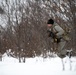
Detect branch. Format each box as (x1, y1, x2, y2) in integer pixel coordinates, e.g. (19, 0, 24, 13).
(0, 7, 5, 14)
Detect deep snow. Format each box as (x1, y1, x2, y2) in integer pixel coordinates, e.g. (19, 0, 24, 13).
(0, 53, 76, 75)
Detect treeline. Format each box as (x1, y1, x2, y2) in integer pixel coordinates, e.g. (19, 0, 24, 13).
(0, 0, 76, 60)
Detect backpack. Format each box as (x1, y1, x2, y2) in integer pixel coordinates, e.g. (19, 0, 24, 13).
(61, 25, 71, 41)
(54, 23, 71, 41)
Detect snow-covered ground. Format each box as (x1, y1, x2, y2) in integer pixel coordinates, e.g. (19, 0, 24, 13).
(0, 53, 76, 75)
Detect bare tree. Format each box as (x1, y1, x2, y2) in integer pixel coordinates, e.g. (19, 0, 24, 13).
(0, 0, 76, 60)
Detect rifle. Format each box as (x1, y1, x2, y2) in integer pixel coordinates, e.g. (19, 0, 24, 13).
(47, 30, 61, 43)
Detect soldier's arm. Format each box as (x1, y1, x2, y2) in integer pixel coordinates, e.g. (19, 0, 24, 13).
(54, 26, 64, 38)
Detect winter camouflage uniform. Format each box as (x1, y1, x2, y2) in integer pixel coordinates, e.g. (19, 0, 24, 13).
(48, 23, 68, 56)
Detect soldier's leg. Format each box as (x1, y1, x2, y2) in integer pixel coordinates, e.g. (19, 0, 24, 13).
(58, 40, 66, 55)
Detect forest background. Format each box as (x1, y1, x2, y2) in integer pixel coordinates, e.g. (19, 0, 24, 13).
(0, 0, 76, 62)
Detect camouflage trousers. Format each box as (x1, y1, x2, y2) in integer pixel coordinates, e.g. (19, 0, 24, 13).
(57, 39, 66, 55)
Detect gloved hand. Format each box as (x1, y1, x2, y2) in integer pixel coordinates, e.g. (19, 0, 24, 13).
(47, 30, 56, 38)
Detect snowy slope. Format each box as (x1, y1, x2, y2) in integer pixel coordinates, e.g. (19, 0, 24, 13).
(0, 53, 76, 75)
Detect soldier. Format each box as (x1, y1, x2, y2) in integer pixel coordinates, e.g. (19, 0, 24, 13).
(47, 18, 70, 57)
